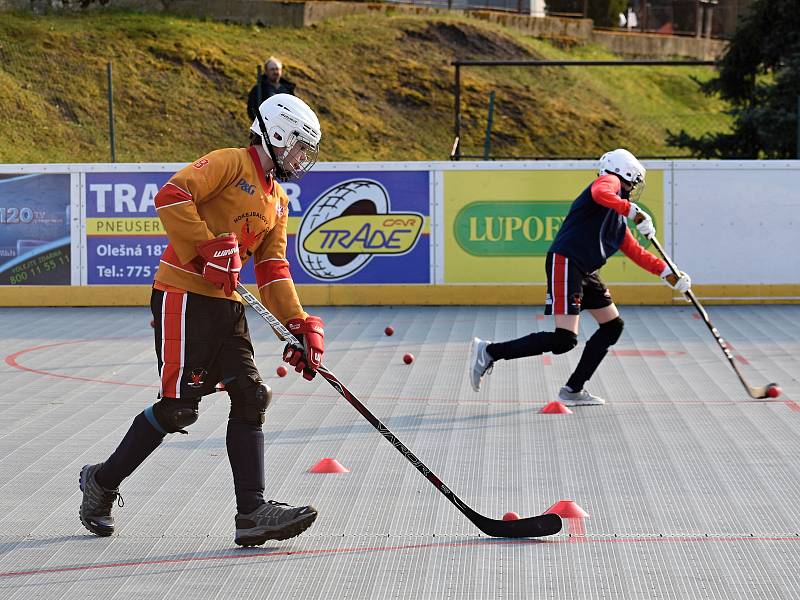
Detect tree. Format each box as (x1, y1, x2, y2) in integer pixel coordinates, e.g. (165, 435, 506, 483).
(667, 0, 800, 158)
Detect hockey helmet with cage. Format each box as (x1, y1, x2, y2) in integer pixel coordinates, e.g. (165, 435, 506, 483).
(598, 148, 646, 186)
(250, 94, 321, 182)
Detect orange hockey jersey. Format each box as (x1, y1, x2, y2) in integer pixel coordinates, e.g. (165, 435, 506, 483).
(153, 146, 306, 325)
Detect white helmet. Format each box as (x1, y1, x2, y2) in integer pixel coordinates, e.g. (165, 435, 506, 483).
(250, 94, 321, 182)
(598, 148, 646, 186)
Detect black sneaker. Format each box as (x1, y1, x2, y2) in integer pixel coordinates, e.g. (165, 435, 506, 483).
(234, 500, 317, 546)
(79, 463, 123, 537)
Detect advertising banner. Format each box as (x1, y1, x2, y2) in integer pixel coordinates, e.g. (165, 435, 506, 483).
(85, 172, 170, 285)
(286, 171, 430, 284)
(443, 169, 664, 284)
(85, 169, 431, 286)
(0, 173, 72, 285)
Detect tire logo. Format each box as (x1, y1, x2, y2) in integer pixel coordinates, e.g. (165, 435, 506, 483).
(297, 179, 423, 281)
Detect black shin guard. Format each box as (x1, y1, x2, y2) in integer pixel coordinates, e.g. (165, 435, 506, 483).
(227, 380, 271, 514)
(565, 317, 624, 392)
(487, 328, 577, 361)
(96, 411, 166, 490)
(226, 418, 265, 514)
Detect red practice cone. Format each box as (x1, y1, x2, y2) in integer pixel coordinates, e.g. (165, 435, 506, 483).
(545, 499, 590, 518)
(309, 458, 350, 473)
(540, 401, 573, 415)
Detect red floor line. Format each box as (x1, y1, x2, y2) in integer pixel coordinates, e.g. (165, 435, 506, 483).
(4, 340, 156, 389)
(783, 399, 800, 412)
(4, 342, 786, 407)
(2, 534, 799, 578)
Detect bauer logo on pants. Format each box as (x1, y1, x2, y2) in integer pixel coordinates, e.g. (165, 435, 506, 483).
(296, 179, 424, 281)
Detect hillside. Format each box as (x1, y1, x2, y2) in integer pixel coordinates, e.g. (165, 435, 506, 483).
(0, 10, 730, 163)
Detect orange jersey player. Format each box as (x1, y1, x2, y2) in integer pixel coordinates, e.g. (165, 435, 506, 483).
(79, 94, 325, 547)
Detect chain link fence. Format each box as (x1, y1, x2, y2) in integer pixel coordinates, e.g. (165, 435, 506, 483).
(1, 28, 733, 163)
(452, 60, 733, 160)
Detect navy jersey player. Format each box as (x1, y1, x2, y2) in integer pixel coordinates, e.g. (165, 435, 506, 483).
(469, 149, 691, 405)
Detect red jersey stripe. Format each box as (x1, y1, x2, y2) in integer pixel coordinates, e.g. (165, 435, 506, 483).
(160, 291, 187, 398)
(155, 182, 193, 210)
(160, 245, 203, 276)
(255, 258, 291, 289)
(247, 146, 274, 195)
(553, 253, 567, 315)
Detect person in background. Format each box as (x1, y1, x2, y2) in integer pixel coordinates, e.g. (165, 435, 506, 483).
(247, 57, 296, 121)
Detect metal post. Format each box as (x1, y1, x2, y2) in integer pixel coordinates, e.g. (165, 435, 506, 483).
(256, 64, 263, 108)
(106, 61, 116, 163)
(454, 63, 461, 161)
(695, 0, 702, 38)
(797, 96, 800, 159)
(483, 91, 496, 161)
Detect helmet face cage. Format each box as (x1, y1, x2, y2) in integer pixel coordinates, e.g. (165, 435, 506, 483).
(273, 132, 319, 182)
(254, 104, 320, 183)
(629, 180, 645, 202)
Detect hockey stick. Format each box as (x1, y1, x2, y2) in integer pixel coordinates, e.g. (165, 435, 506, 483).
(236, 283, 562, 538)
(647, 236, 780, 400)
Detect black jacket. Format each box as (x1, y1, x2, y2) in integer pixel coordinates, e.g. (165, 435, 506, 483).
(247, 78, 297, 121)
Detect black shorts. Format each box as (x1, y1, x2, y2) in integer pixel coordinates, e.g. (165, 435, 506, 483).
(544, 252, 613, 315)
(151, 288, 261, 399)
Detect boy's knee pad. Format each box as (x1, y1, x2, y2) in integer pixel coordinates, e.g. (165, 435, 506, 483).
(551, 328, 578, 355)
(229, 380, 272, 426)
(147, 397, 201, 434)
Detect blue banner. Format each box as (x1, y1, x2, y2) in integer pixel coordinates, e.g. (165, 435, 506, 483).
(0, 173, 71, 285)
(287, 171, 430, 284)
(85, 169, 431, 285)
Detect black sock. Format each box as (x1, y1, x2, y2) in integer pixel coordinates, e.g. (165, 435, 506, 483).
(565, 327, 615, 392)
(487, 332, 554, 360)
(96, 411, 166, 489)
(226, 417, 265, 515)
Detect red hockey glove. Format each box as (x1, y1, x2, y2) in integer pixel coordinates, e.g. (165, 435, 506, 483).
(283, 315, 325, 381)
(196, 233, 242, 297)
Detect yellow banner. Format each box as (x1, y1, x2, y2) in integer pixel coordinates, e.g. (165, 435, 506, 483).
(302, 214, 423, 254)
(86, 218, 166, 236)
(443, 169, 664, 284)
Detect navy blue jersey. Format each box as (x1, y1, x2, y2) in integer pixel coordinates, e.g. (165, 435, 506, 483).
(549, 174, 632, 274)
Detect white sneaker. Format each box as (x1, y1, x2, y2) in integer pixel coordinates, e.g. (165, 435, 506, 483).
(469, 337, 494, 392)
(558, 386, 606, 406)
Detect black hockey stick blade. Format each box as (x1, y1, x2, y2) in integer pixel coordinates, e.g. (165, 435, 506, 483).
(236, 284, 563, 538)
(647, 237, 780, 400)
(468, 511, 562, 538)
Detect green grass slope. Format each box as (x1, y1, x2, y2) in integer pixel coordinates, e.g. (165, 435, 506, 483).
(0, 10, 730, 163)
